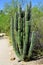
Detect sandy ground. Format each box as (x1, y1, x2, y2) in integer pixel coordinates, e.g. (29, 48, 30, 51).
(0, 36, 43, 65)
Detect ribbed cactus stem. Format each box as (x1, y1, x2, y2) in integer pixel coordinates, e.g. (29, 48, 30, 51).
(14, 12, 20, 54)
(14, 12, 18, 44)
(18, 5, 23, 55)
(23, 21, 29, 58)
(11, 16, 16, 50)
(23, 17, 25, 44)
(11, 16, 21, 58)
(25, 4, 31, 21)
(15, 12, 18, 31)
(23, 4, 31, 59)
(28, 31, 35, 59)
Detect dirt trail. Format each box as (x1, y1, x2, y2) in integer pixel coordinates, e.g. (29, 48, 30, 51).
(0, 37, 12, 65)
(0, 36, 43, 65)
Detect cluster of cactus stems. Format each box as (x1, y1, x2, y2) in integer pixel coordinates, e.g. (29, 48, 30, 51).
(11, 2, 35, 61)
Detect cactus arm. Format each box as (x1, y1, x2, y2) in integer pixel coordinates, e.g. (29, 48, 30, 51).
(10, 16, 16, 49)
(28, 31, 35, 59)
(18, 5, 23, 55)
(14, 12, 20, 54)
(11, 16, 22, 59)
(23, 4, 31, 60)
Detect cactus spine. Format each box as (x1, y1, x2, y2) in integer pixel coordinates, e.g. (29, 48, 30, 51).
(11, 2, 35, 61)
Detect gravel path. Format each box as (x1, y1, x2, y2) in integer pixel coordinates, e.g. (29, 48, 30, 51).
(0, 36, 43, 65)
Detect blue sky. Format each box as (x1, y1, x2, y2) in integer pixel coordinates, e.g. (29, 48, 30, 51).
(0, 0, 43, 10)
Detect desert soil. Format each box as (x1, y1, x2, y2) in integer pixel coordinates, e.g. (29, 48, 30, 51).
(0, 36, 43, 65)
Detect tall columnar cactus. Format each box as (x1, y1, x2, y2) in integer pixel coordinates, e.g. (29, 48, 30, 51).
(11, 2, 35, 61)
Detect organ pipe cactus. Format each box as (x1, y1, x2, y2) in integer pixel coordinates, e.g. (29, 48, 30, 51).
(11, 2, 35, 61)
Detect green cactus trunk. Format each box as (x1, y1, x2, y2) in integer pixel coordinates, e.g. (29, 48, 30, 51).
(14, 13, 20, 55)
(23, 4, 31, 59)
(10, 16, 16, 51)
(18, 5, 23, 55)
(10, 2, 36, 61)
(28, 31, 35, 59)
(11, 16, 21, 59)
